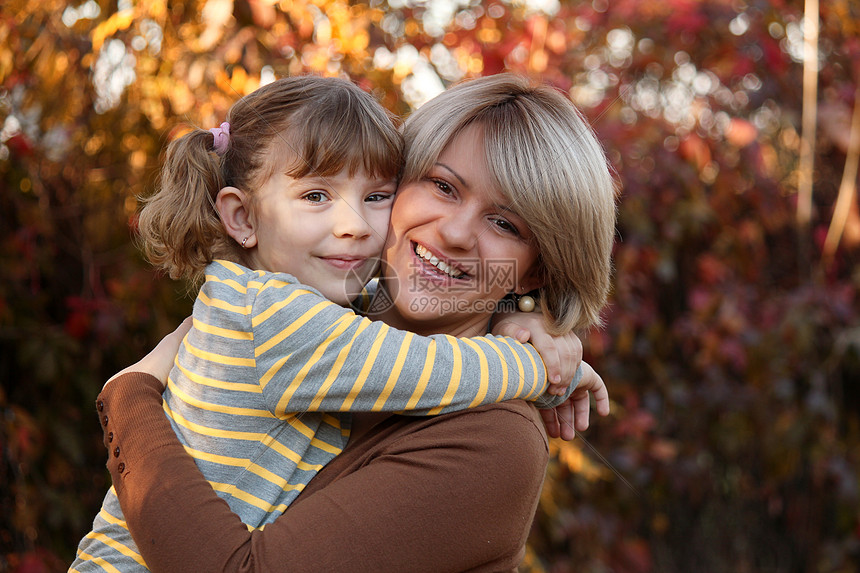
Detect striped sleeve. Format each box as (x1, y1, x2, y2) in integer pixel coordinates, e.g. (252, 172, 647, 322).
(205, 265, 570, 417)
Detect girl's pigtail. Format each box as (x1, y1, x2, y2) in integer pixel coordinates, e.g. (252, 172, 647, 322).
(137, 129, 231, 286)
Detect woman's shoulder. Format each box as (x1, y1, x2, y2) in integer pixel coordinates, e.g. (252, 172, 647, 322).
(436, 400, 548, 452)
(381, 401, 549, 464)
(448, 400, 546, 432)
(300, 401, 549, 513)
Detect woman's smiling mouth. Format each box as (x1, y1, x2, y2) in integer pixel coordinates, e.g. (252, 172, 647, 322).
(413, 243, 467, 279)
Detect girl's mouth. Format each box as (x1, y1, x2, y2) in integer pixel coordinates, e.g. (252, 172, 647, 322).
(319, 256, 369, 271)
(413, 243, 467, 280)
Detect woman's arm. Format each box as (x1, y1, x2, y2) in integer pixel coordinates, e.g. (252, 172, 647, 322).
(106, 317, 192, 387)
(100, 372, 548, 572)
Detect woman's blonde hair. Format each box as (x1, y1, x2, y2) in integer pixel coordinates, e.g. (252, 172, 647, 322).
(137, 75, 402, 285)
(402, 74, 618, 334)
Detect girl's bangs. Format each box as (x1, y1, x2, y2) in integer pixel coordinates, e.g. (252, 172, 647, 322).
(281, 103, 401, 180)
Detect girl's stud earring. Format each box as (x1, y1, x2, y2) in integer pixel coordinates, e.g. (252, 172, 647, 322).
(242, 237, 249, 248)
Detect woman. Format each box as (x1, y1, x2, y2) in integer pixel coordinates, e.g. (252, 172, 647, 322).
(95, 73, 617, 571)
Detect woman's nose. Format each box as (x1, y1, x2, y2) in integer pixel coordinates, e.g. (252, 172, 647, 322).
(436, 208, 478, 251)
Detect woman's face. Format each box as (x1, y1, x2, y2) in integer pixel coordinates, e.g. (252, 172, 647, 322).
(380, 123, 543, 336)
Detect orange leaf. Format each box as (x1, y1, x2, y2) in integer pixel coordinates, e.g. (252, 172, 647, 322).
(726, 118, 758, 147)
(679, 134, 711, 170)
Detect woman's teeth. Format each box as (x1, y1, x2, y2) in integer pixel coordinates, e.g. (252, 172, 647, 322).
(415, 244, 465, 279)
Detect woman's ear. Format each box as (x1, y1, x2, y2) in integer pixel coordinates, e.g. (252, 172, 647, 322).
(517, 264, 545, 295)
(215, 187, 257, 248)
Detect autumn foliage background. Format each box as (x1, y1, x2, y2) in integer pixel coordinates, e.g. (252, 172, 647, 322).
(2, 0, 859, 571)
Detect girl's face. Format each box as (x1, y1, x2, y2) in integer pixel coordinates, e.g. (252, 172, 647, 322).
(250, 167, 396, 305)
(380, 123, 542, 337)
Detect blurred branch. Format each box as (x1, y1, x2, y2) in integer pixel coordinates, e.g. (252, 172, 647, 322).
(822, 85, 860, 267)
(796, 0, 818, 242)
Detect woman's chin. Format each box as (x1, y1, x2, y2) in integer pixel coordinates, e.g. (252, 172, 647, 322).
(395, 294, 501, 337)
(395, 296, 446, 324)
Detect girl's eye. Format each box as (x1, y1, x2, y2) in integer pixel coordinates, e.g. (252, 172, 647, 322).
(366, 192, 394, 203)
(303, 191, 327, 203)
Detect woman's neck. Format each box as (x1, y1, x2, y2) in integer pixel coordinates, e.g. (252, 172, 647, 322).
(372, 286, 492, 338)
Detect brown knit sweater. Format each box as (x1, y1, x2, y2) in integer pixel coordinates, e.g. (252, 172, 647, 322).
(98, 372, 550, 572)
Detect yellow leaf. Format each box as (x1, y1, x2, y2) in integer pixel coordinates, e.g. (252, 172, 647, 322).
(144, 0, 168, 20)
(242, 74, 260, 96)
(92, 10, 135, 51)
(345, 29, 369, 54)
(168, 82, 195, 115)
(550, 439, 607, 481)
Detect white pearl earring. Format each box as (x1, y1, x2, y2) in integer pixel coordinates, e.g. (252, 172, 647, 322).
(517, 295, 536, 313)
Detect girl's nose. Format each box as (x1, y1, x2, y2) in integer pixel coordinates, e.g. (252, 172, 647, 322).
(332, 200, 373, 239)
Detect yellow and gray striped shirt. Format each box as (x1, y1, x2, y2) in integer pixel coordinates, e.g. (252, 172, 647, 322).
(72, 259, 574, 572)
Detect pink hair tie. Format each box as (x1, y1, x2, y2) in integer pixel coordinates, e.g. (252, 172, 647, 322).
(209, 122, 230, 156)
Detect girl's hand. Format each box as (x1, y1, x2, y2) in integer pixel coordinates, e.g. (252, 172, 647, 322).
(539, 361, 610, 440)
(491, 312, 582, 396)
(104, 317, 192, 390)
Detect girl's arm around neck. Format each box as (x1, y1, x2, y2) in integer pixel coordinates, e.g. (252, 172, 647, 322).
(205, 263, 570, 415)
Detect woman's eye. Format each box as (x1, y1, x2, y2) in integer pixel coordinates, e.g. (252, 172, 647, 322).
(432, 179, 454, 195)
(491, 217, 520, 236)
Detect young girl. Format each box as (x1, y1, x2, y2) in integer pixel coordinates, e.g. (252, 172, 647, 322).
(71, 76, 595, 571)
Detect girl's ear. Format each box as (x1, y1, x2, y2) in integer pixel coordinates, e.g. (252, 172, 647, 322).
(216, 187, 257, 248)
